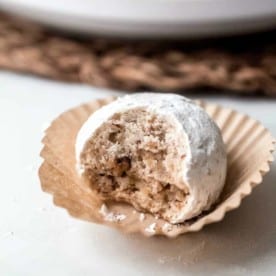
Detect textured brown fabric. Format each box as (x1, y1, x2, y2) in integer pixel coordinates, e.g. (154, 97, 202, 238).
(0, 12, 276, 95)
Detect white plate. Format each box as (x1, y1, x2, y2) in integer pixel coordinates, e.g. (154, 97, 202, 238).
(1, 0, 276, 38)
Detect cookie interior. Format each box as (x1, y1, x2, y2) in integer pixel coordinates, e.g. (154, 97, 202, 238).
(80, 108, 189, 223)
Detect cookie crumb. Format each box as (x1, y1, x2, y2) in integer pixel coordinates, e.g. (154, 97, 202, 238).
(139, 213, 145, 221)
(145, 222, 156, 234)
(99, 204, 126, 222)
(99, 203, 109, 216)
(162, 222, 173, 232)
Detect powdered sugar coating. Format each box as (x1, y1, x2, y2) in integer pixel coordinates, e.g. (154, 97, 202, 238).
(76, 93, 227, 223)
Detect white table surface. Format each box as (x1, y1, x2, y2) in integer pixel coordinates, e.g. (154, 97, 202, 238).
(1, 71, 275, 276)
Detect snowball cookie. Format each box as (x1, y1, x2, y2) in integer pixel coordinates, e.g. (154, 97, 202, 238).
(76, 93, 227, 224)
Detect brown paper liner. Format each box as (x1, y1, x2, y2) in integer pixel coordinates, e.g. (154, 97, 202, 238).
(39, 97, 275, 237)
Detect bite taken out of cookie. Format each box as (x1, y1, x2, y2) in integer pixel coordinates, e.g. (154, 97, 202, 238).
(76, 93, 227, 224)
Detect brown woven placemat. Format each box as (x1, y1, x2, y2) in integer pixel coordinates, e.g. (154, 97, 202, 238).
(0, 12, 276, 96)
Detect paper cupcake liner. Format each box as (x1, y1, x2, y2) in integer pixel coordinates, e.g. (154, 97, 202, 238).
(39, 97, 275, 237)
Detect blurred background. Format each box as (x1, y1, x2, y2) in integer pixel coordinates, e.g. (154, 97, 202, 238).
(0, 0, 276, 96)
